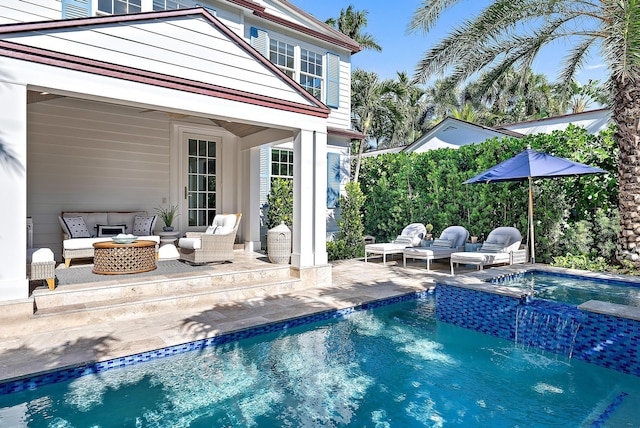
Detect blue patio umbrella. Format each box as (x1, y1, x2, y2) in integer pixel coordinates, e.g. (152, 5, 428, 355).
(464, 147, 606, 264)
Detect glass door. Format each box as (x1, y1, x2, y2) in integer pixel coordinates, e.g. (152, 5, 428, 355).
(184, 135, 219, 230)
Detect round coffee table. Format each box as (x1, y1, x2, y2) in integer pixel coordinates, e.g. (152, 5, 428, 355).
(93, 240, 157, 275)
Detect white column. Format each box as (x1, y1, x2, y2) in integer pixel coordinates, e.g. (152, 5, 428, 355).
(291, 129, 328, 267)
(0, 82, 28, 300)
(242, 146, 262, 251)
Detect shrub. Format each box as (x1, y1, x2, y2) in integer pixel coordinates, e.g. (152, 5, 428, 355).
(266, 178, 293, 230)
(328, 182, 366, 261)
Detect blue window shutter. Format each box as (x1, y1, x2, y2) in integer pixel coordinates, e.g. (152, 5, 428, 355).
(62, 0, 91, 19)
(326, 53, 340, 108)
(327, 152, 341, 208)
(250, 27, 268, 57)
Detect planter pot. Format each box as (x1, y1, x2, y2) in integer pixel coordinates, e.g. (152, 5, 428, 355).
(163, 226, 174, 232)
(267, 222, 291, 264)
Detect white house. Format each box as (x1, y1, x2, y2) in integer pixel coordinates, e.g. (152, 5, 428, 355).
(0, 0, 362, 300)
(363, 109, 612, 156)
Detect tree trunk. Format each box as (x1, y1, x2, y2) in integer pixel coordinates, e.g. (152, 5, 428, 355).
(613, 72, 640, 264)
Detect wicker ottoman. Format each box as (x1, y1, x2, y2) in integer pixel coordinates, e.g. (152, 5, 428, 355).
(27, 248, 56, 290)
(92, 240, 157, 274)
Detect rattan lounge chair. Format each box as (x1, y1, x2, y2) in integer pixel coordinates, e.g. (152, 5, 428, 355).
(364, 223, 426, 265)
(403, 226, 469, 270)
(450, 227, 527, 275)
(178, 213, 242, 264)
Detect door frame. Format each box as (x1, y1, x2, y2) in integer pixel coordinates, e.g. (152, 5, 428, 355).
(171, 123, 225, 233)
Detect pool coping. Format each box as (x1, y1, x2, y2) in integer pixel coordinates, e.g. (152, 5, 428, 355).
(0, 289, 434, 395)
(440, 264, 640, 321)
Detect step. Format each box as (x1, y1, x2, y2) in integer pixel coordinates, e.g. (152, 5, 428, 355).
(0, 275, 305, 339)
(33, 264, 292, 310)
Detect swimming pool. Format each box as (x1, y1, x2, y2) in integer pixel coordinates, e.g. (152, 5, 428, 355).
(0, 294, 638, 426)
(491, 271, 640, 306)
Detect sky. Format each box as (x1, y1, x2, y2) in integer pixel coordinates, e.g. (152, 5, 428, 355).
(290, 0, 608, 85)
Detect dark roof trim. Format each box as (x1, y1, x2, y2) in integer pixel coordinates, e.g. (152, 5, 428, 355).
(328, 127, 366, 139)
(0, 40, 329, 117)
(0, 8, 330, 117)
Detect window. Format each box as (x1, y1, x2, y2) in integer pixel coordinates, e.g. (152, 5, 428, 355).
(153, 0, 192, 10)
(271, 149, 293, 179)
(98, 0, 141, 14)
(269, 39, 295, 79)
(300, 49, 323, 98)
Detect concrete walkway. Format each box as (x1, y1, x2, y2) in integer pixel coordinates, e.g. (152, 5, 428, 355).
(0, 257, 461, 383)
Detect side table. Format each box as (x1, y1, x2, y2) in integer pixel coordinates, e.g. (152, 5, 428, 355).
(157, 231, 181, 260)
(465, 242, 483, 252)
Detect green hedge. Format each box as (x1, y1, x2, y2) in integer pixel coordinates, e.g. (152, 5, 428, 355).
(358, 125, 618, 264)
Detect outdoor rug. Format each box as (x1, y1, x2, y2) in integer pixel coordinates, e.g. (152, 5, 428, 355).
(53, 260, 214, 286)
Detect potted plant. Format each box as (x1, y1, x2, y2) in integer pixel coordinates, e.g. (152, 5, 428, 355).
(155, 205, 179, 232)
(425, 223, 434, 240)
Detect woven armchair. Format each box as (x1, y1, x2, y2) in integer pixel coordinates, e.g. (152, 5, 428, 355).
(178, 213, 242, 264)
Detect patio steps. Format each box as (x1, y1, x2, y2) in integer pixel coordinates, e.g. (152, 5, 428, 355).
(24, 265, 303, 334)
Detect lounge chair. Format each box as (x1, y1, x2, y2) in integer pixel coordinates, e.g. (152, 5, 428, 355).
(364, 223, 426, 265)
(450, 226, 527, 275)
(178, 213, 241, 264)
(403, 226, 469, 270)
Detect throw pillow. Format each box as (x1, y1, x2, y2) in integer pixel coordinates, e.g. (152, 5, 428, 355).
(97, 224, 127, 237)
(133, 215, 156, 236)
(62, 216, 91, 238)
(392, 235, 414, 246)
(205, 226, 217, 234)
(480, 242, 505, 252)
(432, 238, 453, 248)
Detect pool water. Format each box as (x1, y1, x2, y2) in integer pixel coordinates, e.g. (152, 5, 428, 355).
(1, 296, 639, 427)
(494, 272, 640, 306)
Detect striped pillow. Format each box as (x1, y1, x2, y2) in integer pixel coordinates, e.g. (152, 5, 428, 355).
(481, 242, 505, 252)
(392, 235, 414, 246)
(432, 238, 453, 248)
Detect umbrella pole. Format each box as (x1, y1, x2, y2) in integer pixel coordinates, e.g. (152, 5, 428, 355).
(529, 177, 535, 264)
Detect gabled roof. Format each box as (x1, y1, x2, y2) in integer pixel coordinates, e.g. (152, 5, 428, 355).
(0, 8, 330, 117)
(402, 117, 523, 153)
(223, 0, 360, 53)
(497, 108, 611, 135)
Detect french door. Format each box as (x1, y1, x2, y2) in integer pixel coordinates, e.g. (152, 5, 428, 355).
(183, 135, 219, 231)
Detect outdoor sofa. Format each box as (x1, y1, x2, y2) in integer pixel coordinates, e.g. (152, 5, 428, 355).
(403, 226, 469, 270)
(59, 211, 159, 267)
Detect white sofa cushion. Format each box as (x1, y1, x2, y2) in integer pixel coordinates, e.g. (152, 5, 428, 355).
(27, 248, 54, 263)
(178, 237, 201, 250)
(212, 214, 237, 235)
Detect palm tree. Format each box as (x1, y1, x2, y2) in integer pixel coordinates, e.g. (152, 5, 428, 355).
(409, 0, 640, 264)
(326, 5, 382, 52)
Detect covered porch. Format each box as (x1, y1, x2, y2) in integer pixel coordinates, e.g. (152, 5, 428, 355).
(0, 9, 331, 301)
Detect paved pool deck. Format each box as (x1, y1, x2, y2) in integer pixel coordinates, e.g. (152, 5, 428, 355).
(0, 257, 468, 383)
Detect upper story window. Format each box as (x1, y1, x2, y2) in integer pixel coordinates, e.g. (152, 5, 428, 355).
(98, 0, 141, 14)
(299, 49, 323, 99)
(271, 149, 294, 178)
(269, 40, 295, 79)
(153, 0, 192, 10)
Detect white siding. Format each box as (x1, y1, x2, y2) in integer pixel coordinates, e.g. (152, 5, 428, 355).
(0, 0, 61, 24)
(27, 98, 172, 259)
(2, 16, 315, 106)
